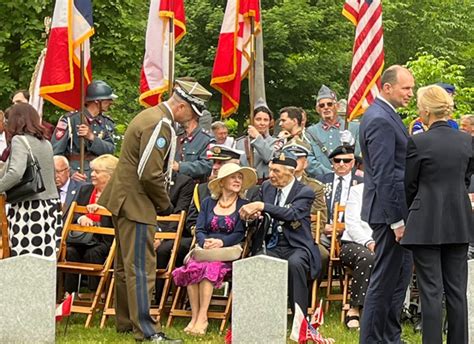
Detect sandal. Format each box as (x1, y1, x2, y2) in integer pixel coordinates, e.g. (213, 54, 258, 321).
(190, 322, 208, 336)
(345, 315, 360, 330)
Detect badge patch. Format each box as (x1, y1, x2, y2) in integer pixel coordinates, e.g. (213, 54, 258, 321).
(156, 137, 167, 149)
(57, 120, 68, 130)
(55, 129, 66, 140)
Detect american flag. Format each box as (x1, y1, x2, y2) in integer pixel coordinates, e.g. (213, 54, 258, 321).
(343, 0, 384, 120)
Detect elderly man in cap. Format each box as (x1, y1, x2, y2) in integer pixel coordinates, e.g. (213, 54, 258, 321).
(306, 85, 360, 177)
(234, 98, 277, 182)
(52, 80, 117, 181)
(316, 145, 363, 250)
(98, 79, 212, 343)
(239, 152, 321, 316)
(171, 80, 214, 183)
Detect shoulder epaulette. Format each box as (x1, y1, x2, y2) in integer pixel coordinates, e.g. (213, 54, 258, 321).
(101, 114, 115, 123)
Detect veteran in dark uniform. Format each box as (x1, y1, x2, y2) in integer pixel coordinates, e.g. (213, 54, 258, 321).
(51, 80, 117, 179)
(172, 80, 213, 183)
(98, 80, 211, 343)
(306, 85, 361, 178)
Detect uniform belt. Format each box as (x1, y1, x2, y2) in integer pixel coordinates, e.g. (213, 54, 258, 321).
(66, 153, 98, 161)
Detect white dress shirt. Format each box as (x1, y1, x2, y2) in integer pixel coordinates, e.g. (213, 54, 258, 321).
(59, 178, 71, 205)
(276, 177, 296, 206)
(331, 173, 352, 209)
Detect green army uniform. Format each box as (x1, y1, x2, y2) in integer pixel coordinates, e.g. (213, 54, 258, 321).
(98, 103, 174, 340)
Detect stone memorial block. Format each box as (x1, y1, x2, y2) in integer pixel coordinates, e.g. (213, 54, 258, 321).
(0, 254, 56, 344)
(232, 255, 288, 344)
(468, 259, 474, 344)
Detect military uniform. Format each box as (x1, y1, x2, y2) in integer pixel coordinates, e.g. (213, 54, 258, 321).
(305, 117, 360, 178)
(51, 109, 115, 175)
(175, 126, 213, 182)
(98, 103, 174, 340)
(234, 134, 276, 180)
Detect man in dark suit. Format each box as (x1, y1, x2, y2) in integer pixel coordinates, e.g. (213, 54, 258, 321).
(239, 152, 321, 316)
(54, 155, 83, 221)
(359, 65, 415, 344)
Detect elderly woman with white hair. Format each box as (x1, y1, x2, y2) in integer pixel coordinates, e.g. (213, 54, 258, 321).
(172, 163, 257, 336)
(401, 84, 474, 344)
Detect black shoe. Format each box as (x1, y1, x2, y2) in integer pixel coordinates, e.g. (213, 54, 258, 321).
(145, 332, 183, 343)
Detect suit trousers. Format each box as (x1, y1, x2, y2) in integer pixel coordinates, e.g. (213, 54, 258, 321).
(359, 224, 413, 344)
(409, 244, 468, 344)
(266, 240, 311, 316)
(112, 215, 160, 340)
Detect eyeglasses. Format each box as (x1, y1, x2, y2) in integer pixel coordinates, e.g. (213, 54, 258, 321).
(333, 158, 353, 164)
(318, 102, 334, 109)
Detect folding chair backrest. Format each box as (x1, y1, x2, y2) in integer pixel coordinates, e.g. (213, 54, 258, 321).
(154, 211, 186, 273)
(330, 203, 345, 260)
(311, 211, 322, 245)
(58, 202, 115, 262)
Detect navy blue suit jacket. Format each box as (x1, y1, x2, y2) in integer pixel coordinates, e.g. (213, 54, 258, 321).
(259, 179, 321, 279)
(359, 98, 409, 225)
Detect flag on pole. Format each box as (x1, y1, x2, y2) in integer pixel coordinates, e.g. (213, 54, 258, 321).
(254, 0, 266, 103)
(343, 0, 384, 121)
(55, 293, 74, 321)
(40, 0, 94, 112)
(29, 48, 47, 118)
(139, 0, 186, 107)
(211, 0, 260, 118)
(290, 302, 335, 344)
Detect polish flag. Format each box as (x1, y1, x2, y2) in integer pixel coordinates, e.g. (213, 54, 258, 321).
(139, 0, 186, 107)
(40, 0, 94, 111)
(211, 0, 260, 117)
(55, 293, 74, 321)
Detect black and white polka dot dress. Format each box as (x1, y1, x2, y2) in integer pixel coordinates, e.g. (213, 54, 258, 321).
(8, 198, 62, 257)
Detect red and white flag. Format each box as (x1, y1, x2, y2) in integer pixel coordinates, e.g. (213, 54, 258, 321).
(343, 0, 384, 120)
(211, 0, 260, 118)
(40, 0, 94, 111)
(55, 293, 74, 321)
(290, 302, 335, 344)
(139, 0, 186, 107)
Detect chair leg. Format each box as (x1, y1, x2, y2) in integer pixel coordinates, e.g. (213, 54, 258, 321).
(166, 286, 182, 328)
(85, 272, 109, 328)
(220, 292, 232, 334)
(341, 273, 350, 323)
(325, 262, 333, 313)
(100, 275, 115, 329)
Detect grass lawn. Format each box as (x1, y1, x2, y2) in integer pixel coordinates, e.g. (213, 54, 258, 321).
(56, 305, 423, 343)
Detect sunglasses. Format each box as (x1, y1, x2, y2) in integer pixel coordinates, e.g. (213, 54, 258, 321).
(333, 158, 353, 164)
(318, 102, 334, 109)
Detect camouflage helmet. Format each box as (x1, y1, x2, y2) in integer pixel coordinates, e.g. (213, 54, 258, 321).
(85, 80, 118, 102)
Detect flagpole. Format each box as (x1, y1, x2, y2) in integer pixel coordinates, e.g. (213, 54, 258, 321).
(247, 16, 257, 168)
(79, 44, 86, 174)
(167, 4, 175, 99)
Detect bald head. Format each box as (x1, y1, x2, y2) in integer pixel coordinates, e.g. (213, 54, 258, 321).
(380, 65, 415, 108)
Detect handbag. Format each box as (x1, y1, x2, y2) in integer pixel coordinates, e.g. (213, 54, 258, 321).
(183, 244, 243, 265)
(6, 136, 46, 204)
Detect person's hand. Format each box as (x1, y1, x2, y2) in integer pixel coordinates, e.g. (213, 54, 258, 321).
(277, 130, 291, 140)
(203, 238, 224, 249)
(86, 203, 105, 213)
(367, 242, 375, 252)
(77, 124, 95, 141)
(239, 202, 264, 221)
(172, 161, 179, 172)
(247, 125, 260, 140)
(324, 224, 333, 236)
(393, 225, 405, 242)
(78, 215, 94, 227)
(71, 171, 88, 182)
(153, 238, 162, 251)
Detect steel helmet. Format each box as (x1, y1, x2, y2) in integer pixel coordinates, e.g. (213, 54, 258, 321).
(85, 80, 118, 102)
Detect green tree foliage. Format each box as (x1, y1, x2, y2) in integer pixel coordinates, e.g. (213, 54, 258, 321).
(0, 0, 472, 134)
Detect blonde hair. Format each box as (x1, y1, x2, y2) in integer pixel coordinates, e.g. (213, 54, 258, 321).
(417, 85, 454, 118)
(210, 174, 246, 200)
(90, 154, 119, 176)
(460, 114, 474, 125)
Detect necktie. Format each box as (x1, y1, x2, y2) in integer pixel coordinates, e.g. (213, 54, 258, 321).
(267, 189, 282, 249)
(331, 176, 344, 219)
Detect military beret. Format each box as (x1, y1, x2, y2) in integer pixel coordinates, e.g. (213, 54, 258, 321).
(174, 79, 212, 117)
(328, 145, 355, 159)
(271, 151, 297, 168)
(206, 144, 243, 161)
(317, 85, 337, 102)
(282, 139, 311, 158)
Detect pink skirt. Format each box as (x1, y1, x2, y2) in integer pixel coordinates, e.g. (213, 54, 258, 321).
(172, 258, 231, 288)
